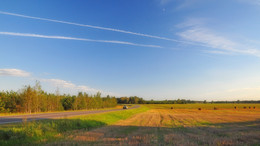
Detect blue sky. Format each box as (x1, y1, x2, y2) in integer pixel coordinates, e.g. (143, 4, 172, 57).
(0, 0, 260, 101)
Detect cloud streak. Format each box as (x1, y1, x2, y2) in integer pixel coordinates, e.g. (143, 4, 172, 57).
(0, 10, 187, 44)
(239, 0, 260, 6)
(0, 31, 161, 48)
(178, 22, 260, 57)
(0, 69, 30, 77)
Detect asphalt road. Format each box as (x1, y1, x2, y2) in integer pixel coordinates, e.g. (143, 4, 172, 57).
(0, 105, 140, 125)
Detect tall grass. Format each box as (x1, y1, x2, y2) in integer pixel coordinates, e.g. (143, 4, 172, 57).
(0, 119, 106, 145)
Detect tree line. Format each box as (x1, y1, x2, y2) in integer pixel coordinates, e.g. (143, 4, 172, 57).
(116, 97, 260, 104)
(116, 97, 195, 104)
(0, 81, 117, 113)
(1, 82, 259, 113)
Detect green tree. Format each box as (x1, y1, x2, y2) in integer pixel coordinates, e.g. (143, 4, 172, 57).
(0, 82, 117, 113)
(62, 96, 75, 110)
(0, 97, 5, 112)
(77, 92, 87, 110)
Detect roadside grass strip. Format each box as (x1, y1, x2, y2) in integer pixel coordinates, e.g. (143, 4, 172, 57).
(0, 105, 148, 145)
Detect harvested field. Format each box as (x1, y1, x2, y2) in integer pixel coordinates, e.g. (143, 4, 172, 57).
(144, 103, 260, 110)
(52, 105, 260, 146)
(115, 108, 260, 127)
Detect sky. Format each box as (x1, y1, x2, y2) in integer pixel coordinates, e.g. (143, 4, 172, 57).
(0, 0, 260, 101)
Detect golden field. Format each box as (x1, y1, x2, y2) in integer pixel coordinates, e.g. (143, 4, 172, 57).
(49, 104, 260, 146)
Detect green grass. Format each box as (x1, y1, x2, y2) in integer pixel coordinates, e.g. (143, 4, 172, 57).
(144, 103, 260, 109)
(0, 105, 148, 145)
(0, 106, 122, 116)
(72, 105, 148, 125)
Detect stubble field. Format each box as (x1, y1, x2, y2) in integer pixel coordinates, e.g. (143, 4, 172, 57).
(51, 104, 260, 146)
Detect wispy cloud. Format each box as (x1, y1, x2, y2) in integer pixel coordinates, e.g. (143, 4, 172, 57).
(0, 69, 30, 77)
(239, 0, 260, 6)
(0, 11, 183, 43)
(177, 20, 260, 57)
(0, 31, 162, 48)
(0, 68, 117, 96)
(179, 27, 237, 52)
(40, 78, 116, 96)
(41, 79, 76, 89)
(0, 11, 213, 47)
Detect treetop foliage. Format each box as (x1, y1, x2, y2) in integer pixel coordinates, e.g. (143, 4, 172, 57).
(0, 81, 117, 113)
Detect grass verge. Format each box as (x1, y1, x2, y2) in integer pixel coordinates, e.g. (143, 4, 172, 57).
(0, 105, 148, 145)
(0, 105, 123, 117)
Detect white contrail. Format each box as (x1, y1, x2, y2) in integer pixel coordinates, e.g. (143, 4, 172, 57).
(0, 31, 162, 48)
(0, 10, 186, 43)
